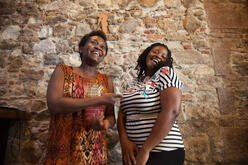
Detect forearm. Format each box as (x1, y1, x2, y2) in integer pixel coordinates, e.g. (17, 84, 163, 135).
(117, 110, 129, 143)
(118, 109, 139, 165)
(48, 95, 104, 114)
(118, 128, 129, 145)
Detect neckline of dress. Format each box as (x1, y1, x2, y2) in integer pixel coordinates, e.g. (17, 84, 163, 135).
(70, 67, 100, 80)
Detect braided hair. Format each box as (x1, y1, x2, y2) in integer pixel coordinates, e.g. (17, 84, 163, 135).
(135, 43, 173, 81)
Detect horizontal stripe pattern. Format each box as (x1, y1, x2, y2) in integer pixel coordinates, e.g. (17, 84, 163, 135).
(120, 67, 184, 152)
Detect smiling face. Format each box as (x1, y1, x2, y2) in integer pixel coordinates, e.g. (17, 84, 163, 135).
(145, 45, 168, 76)
(80, 35, 107, 66)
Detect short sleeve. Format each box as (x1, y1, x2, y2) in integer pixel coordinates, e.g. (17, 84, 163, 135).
(158, 66, 183, 91)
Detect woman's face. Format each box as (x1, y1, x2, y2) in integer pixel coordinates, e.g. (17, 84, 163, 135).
(80, 35, 107, 66)
(145, 45, 168, 75)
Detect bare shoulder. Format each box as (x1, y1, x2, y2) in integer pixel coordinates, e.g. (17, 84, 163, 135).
(51, 64, 65, 79)
(47, 64, 65, 91)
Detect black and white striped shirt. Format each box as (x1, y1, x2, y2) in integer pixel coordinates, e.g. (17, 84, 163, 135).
(120, 66, 184, 152)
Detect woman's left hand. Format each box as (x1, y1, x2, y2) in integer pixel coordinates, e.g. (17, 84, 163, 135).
(136, 149, 149, 165)
(91, 116, 110, 130)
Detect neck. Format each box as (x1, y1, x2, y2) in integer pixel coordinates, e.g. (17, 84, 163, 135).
(77, 63, 98, 78)
(145, 70, 152, 77)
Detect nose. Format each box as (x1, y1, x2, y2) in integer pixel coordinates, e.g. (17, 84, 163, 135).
(155, 53, 166, 62)
(94, 44, 104, 53)
(93, 43, 100, 50)
(154, 53, 162, 59)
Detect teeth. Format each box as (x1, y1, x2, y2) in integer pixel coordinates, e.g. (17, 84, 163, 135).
(153, 59, 159, 64)
(92, 51, 101, 57)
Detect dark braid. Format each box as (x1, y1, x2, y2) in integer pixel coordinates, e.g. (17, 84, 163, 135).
(135, 43, 173, 81)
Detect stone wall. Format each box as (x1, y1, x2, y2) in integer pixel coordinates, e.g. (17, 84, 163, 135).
(203, 0, 248, 164)
(0, 0, 247, 164)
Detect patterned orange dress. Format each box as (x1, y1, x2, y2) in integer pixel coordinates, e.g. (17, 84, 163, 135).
(45, 64, 109, 165)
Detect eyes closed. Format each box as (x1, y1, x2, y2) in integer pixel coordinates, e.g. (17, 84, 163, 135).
(151, 49, 167, 60)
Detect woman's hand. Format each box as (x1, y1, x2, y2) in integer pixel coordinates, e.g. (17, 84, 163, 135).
(90, 116, 111, 130)
(136, 148, 149, 165)
(90, 93, 121, 130)
(102, 93, 123, 105)
(121, 139, 138, 165)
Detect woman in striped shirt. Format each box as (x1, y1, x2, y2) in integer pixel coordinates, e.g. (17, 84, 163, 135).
(117, 43, 185, 165)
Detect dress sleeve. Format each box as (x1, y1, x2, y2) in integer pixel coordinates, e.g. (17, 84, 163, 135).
(158, 66, 183, 91)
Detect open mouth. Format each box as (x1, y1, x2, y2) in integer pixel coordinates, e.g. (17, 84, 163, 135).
(152, 58, 160, 64)
(91, 51, 102, 57)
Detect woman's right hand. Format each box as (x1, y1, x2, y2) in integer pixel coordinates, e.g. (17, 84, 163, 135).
(121, 138, 139, 165)
(101, 93, 122, 105)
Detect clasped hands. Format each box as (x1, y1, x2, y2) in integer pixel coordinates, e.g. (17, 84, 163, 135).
(90, 93, 123, 130)
(121, 139, 150, 165)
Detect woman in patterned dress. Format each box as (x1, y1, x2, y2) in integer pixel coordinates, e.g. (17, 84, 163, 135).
(45, 30, 122, 165)
(118, 43, 185, 165)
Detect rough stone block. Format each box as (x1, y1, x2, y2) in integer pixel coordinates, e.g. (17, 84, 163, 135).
(183, 15, 201, 34)
(31, 100, 47, 112)
(20, 69, 45, 81)
(44, 54, 64, 66)
(184, 135, 210, 163)
(212, 48, 232, 75)
(217, 88, 235, 115)
(182, 0, 201, 8)
(139, 0, 159, 7)
(174, 50, 211, 64)
(146, 34, 164, 40)
(221, 128, 248, 163)
(33, 39, 56, 54)
(1, 25, 20, 40)
(119, 19, 139, 33)
(204, 2, 248, 29)
(164, 0, 181, 8)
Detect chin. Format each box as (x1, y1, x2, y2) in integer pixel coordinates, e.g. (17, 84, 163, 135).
(147, 64, 156, 70)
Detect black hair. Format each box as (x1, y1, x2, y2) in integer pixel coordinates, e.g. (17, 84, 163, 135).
(135, 43, 173, 81)
(79, 30, 108, 59)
